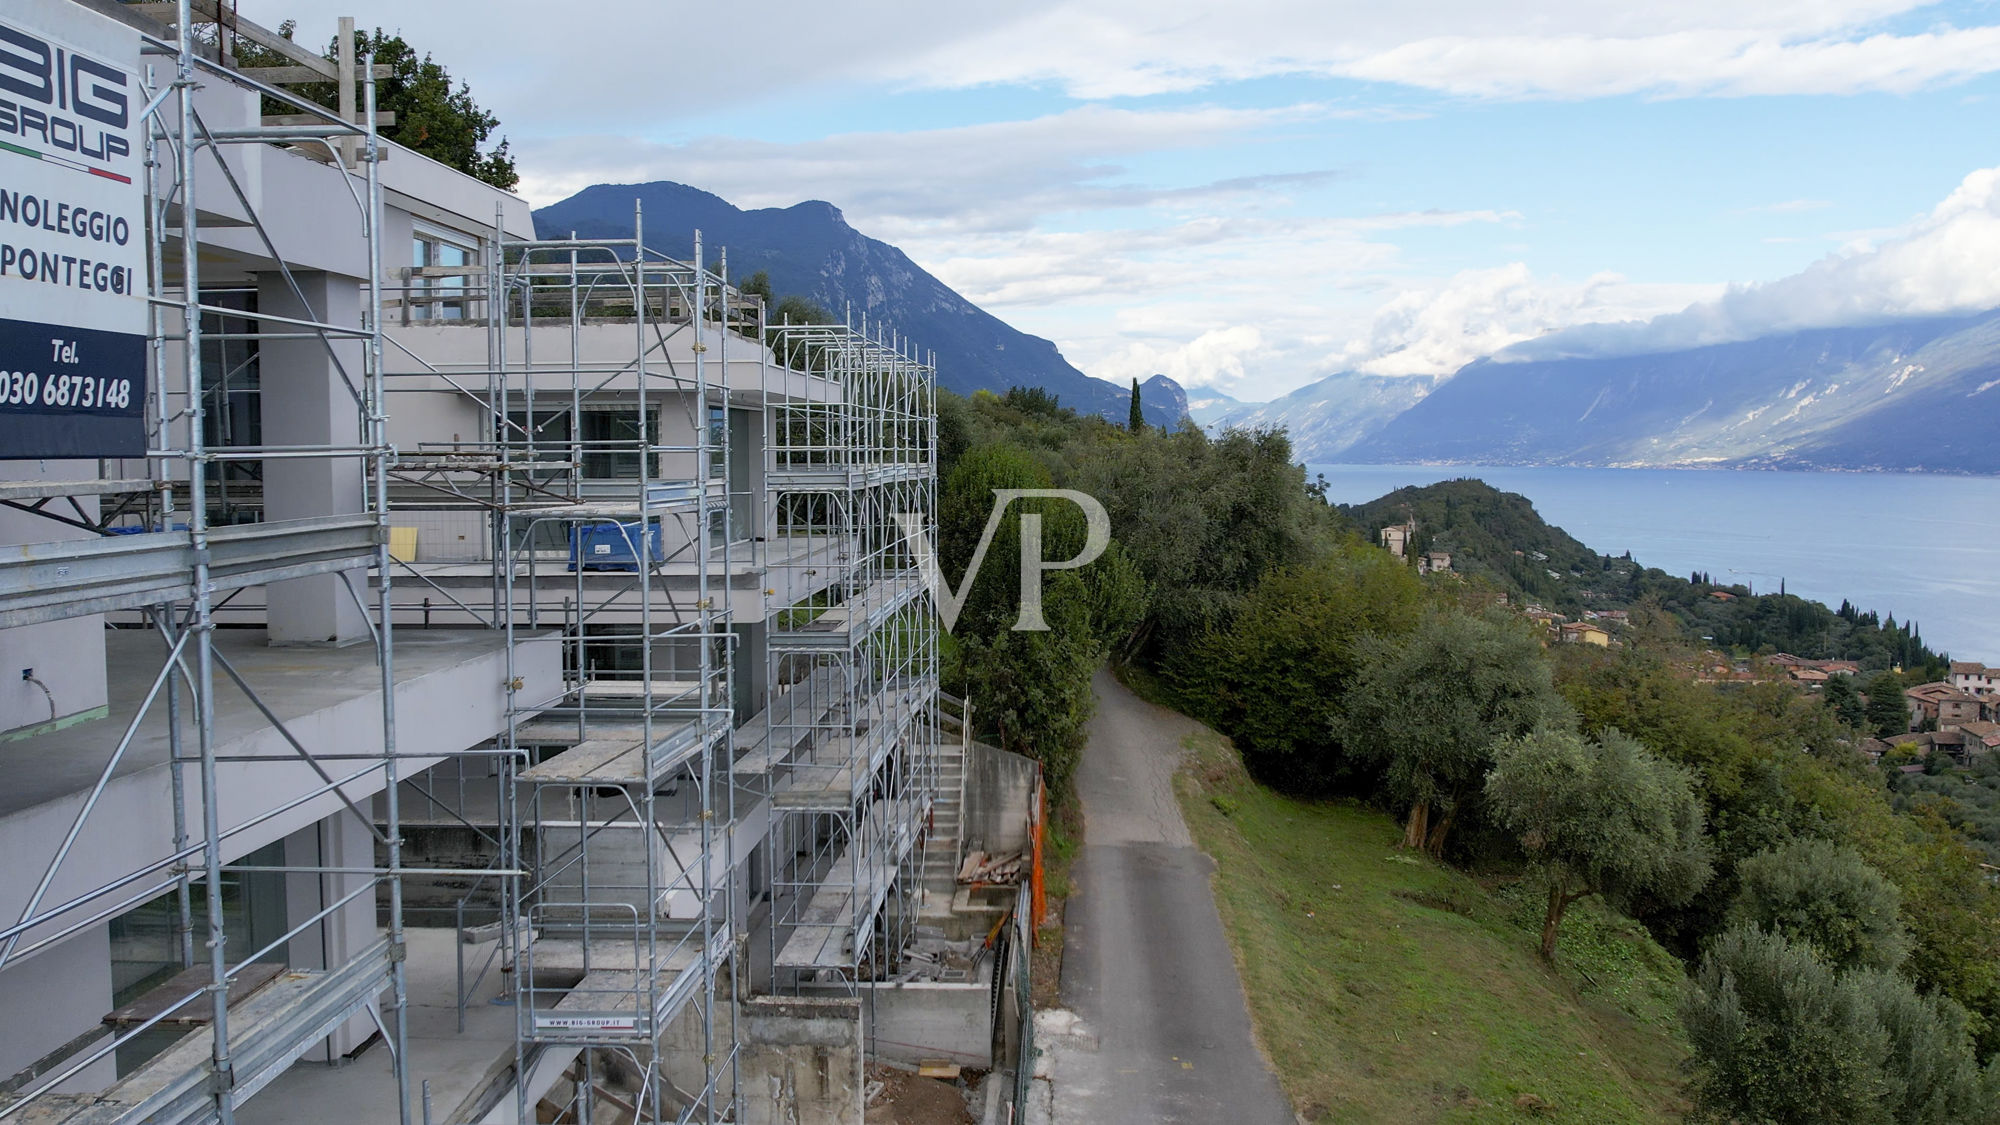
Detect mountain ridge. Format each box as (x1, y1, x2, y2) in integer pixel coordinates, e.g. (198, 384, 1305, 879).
(530, 181, 1185, 426)
(1225, 311, 2000, 473)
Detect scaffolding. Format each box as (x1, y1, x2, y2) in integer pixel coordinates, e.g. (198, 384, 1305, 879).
(0, 3, 416, 1123)
(758, 320, 940, 997)
(380, 215, 751, 1122)
(0, 2, 946, 1121)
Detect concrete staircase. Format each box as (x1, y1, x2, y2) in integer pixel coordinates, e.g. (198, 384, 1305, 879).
(921, 696, 970, 914)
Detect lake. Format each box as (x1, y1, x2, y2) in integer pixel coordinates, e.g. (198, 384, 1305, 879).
(1309, 464, 2000, 664)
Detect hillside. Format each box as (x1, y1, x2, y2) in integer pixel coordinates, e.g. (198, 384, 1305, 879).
(1343, 478, 1945, 669)
(531, 181, 1185, 426)
(1174, 726, 1689, 1122)
(1339, 311, 2000, 472)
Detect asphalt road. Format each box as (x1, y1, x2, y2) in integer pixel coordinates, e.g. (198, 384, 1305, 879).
(1035, 668, 1294, 1125)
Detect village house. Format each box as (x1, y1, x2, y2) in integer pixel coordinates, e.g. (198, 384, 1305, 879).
(1380, 520, 1414, 559)
(1950, 661, 2000, 699)
(1418, 549, 1453, 575)
(1905, 681, 1989, 731)
(1559, 621, 1611, 647)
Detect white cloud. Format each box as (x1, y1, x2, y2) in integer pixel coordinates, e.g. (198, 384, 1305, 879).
(1507, 164, 2000, 360)
(511, 103, 1335, 217)
(240, 1, 2000, 135)
(1091, 326, 1267, 392)
(894, 1, 2000, 101)
(1324, 267, 1719, 376)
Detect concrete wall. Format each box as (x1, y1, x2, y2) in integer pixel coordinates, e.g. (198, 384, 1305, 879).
(0, 922, 114, 1094)
(861, 982, 993, 1069)
(963, 742, 1037, 858)
(0, 463, 108, 737)
(738, 995, 863, 1125)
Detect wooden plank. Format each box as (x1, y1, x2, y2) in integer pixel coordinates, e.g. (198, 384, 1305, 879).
(0, 479, 151, 502)
(239, 64, 391, 83)
(130, 2, 341, 79)
(260, 111, 395, 128)
(101, 961, 285, 1028)
(518, 737, 645, 783)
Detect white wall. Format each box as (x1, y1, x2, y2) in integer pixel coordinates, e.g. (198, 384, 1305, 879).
(0, 922, 115, 1093)
(0, 461, 109, 736)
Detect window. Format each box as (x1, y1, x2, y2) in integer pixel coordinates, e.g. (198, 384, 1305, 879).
(581, 409, 657, 480)
(410, 223, 478, 321)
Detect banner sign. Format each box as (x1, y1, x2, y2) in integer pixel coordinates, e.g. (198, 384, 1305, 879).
(0, 5, 146, 459)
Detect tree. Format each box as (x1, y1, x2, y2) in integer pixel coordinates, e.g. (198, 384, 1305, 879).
(1868, 670, 1913, 739)
(1343, 611, 1573, 854)
(1486, 726, 1712, 959)
(1682, 927, 1985, 1125)
(1127, 377, 1144, 432)
(246, 23, 518, 189)
(1184, 543, 1425, 793)
(1825, 672, 1868, 729)
(1727, 838, 1908, 971)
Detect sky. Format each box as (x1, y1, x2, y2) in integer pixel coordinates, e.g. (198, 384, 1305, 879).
(242, 1, 2000, 402)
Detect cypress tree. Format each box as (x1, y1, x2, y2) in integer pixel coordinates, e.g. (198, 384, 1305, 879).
(1127, 378, 1145, 432)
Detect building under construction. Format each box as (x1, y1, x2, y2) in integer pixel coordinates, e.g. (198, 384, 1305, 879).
(0, 3, 1035, 1123)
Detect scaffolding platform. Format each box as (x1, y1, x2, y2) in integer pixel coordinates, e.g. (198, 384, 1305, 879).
(516, 716, 717, 787)
(504, 480, 724, 522)
(773, 674, 938, 810)
(764, 463, 931, 492)
(525, 925, 731, 1039)
(772, 799, 921, 971)
(729, 668, 844, 776)
(770, 575, 922, 649)
(0, 480, 153, 502)
(0, 516, 386, 630)
(7, 939, 394, 1125)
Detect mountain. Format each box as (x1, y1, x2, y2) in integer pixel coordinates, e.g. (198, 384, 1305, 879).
(531, 181, 1182, 426)
(1135, 374, 1190, 426)
(1214, 370, 1443, 459)
(1342, 311, 2000, 472)
(1186, 386, 1262, 428)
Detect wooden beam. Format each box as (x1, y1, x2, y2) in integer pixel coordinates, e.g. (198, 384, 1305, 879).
(260, 111, 396, 128)
(337, 16, 357, 166)
(132, 0, 341, 80)
(238, 63, 391, 84)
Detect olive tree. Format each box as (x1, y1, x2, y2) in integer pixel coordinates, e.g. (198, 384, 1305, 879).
(1342, 611, 1571, 854)
(1727, 838, 1909, 971)
(1485, 726, 1712, 960)
(1683, 927, 1986, 1125)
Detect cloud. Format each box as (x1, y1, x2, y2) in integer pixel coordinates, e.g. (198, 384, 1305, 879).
(892, 1, 2000, 101)
(511, 103, 1336, 219)
(241, 0, 2000, 136)
(1090, 326, 1267, 391)
(1504, 163, 2000, 361)
(1331, 266, 1722, 376)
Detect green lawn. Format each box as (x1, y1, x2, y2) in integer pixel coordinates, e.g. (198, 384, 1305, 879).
(1176, 730, 1692, 1123)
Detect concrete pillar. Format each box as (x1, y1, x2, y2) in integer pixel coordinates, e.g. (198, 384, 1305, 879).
(256, 272, 369, 646)
(283, 813, 380, 1061)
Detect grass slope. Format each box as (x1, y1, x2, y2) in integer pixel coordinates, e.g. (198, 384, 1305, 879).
(1176, 730, 1691, 1123)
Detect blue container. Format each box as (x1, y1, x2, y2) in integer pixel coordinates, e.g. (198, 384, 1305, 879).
(569, 522, 661, 572)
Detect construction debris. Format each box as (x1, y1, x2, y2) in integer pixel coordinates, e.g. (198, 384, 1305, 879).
(956, 849, 1026, 886)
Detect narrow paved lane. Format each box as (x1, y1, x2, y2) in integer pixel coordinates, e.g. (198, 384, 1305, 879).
(1035, 667, 1294, 1125)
